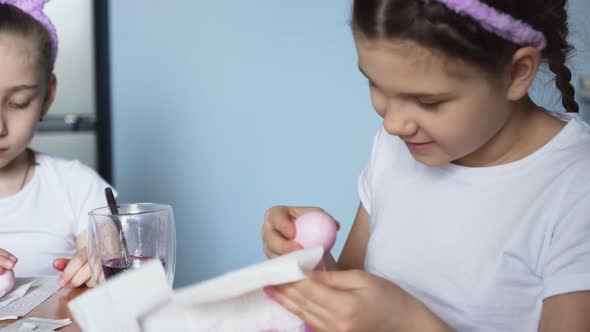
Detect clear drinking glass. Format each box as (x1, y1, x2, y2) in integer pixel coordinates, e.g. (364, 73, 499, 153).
(87, 203, 176, 286)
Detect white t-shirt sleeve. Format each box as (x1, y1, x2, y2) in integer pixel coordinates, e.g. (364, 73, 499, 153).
(358, 127, 383, 215)
(542, 187, 590, 299)
(66, 161, 114, 236)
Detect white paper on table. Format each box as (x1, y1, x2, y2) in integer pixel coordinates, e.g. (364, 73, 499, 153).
(143, 289, 308, 332)
(0, 278, 60, 320)
(68, 259, 172, 332)
(0, 281, 34, 310)
(174, 246, 324, 305)
(69, 247, 324, 332)
(0, 317, 71, 332)
(142, 246, 324, 332)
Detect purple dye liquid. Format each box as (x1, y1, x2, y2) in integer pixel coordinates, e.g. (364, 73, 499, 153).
(102, 256, 165, 279)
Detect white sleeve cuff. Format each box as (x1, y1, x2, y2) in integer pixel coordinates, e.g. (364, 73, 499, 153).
(543, 273, 590, 299)
(357, 173, 371, 214)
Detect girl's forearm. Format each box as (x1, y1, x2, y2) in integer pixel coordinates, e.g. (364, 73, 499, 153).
(397, 295, 455, 332)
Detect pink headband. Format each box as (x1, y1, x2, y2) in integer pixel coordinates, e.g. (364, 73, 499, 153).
(0, 0, 58, 63)
(424, 0, 547, 51)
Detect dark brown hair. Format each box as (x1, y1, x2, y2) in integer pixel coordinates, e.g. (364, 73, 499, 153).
(0, 4, 54, 81)
(352, 0, 579, 113)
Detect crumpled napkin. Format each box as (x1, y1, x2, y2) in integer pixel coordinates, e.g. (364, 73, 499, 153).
(69, 247, 324, 332)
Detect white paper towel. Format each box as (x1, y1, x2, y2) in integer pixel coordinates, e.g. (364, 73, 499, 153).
(68, 259, 171, 332)
(69, 247, 324, 332)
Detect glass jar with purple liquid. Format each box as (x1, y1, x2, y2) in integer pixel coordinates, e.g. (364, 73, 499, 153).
(88, 203, 176, 286)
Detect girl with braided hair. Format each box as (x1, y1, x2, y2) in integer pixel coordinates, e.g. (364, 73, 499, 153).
(262, 1, 590, 331)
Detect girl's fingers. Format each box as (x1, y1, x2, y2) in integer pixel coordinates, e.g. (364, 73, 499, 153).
(262, 207, 304, 258)
(309, 270, 368, 290)
(69, 264, 91, 288)
(265, 229, 303, 256)
(262, 206, 334, 258)
(265, 207, 297, 239)
(85, 277, 96, 288)
(275, 279, 348, 318)
(0, 256, 16, 270)
(58, 250, 87, 287)
(266, 286, 329, 332)
(0, 249, 17, 263)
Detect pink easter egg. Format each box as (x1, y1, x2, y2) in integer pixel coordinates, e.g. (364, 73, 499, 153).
(0, 270, 15, 298)
(293, 211, 338, 251)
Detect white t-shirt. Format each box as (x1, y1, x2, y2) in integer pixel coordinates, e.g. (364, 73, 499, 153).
(359, 112, 590, 331)
(0, 153, 111, 277)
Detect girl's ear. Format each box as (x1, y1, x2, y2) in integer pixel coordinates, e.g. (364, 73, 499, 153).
(40, 74, 57, 120)
(505, 47, 541, 101)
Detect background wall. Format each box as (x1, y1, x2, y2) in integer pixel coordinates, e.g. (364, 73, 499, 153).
(31, 0, 98, 169)
(529, 0, 590, 119)
(109, 0, 590, 287)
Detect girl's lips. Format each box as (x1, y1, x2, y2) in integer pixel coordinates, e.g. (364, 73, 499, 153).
(405, 141, 434, 152)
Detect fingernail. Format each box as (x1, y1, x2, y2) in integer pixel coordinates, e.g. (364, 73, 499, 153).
(9, 255, 17, 263)
(58, 279, 66, 288)
(304, 324, 315, 332)
(0, 290, 6, 298)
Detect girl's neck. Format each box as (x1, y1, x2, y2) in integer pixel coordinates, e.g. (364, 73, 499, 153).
(0, 149, 35, 198)
(454, 97, 566, 167)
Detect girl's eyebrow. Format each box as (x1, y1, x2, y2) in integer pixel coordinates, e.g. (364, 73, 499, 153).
(358, 65, 384, 90)
(6, 84, 38, 94)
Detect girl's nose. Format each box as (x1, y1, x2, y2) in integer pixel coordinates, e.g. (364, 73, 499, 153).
(382, 106, 418, 138)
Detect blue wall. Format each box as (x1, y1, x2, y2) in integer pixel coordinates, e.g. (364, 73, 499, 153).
(109, 1, 590, 287)
(109, 0, 378, 287)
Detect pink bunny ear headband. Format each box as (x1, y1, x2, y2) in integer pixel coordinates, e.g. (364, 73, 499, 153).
(0, 0, 58, 63)
(423, 0, 547, 51)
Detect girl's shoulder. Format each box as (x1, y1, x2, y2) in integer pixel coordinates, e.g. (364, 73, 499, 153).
(547, 112, 590, 162)
(35, 152, 95, 174)
(34, 152, 107, 189)
(542, 112, 590, 197)
(33, 152, 112, 221)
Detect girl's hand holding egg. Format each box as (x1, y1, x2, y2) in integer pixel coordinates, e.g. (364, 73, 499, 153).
(262, 206, 340, 259)
(265, 211, 423, 332)
(0, 248, 17, 298)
